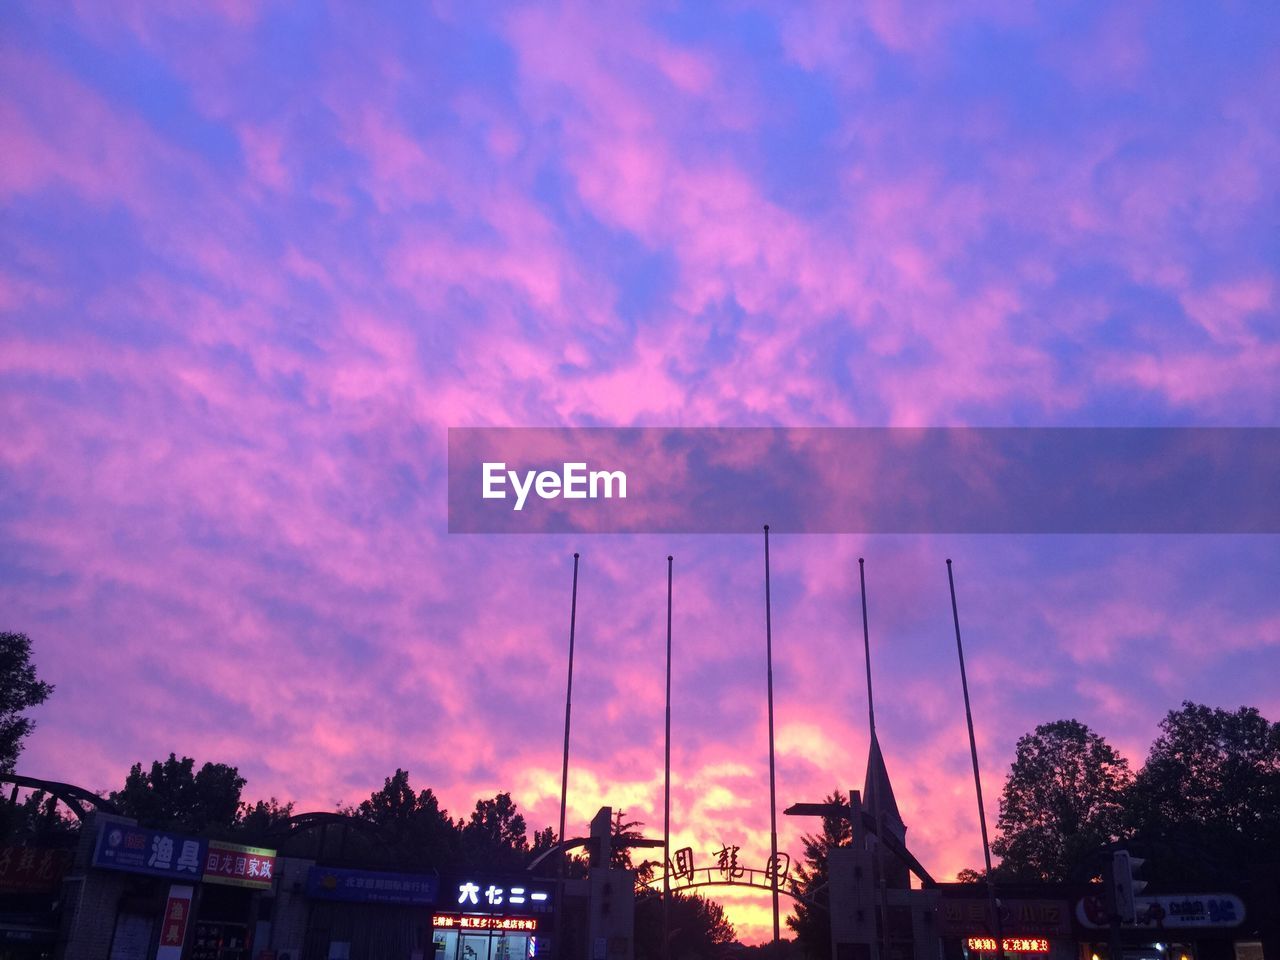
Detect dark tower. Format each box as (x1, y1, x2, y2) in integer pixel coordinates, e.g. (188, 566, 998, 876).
(862, 731, 910, 890)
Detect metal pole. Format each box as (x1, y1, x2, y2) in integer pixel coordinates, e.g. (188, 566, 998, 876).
(859, 559, 877, 756)
(946, 559, 1004, 960)
(859, 558, 889, 960)
(556, 553, 581, 960)
(764, 525, 781, 943)
(663, 554, 673, 960)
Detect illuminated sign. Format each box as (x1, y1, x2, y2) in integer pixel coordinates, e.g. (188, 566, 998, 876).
(203, 841, 277, 890)
(432, 914, 540, 932)
(966, 937, 1050, 953)
(93, 824, 207, 881)
(454, 881, 551, 912)
(1077, 894, 1245, 929)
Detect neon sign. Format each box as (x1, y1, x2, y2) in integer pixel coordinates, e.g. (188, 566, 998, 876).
(455, 882, 550, 911)
(967, 938, 1050, 953)
(433, 915, 539, 932)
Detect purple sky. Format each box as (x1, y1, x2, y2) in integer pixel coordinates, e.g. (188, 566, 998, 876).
(2, 2, 1279, 941)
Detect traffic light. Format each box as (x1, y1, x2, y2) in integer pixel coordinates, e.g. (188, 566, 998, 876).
(1107, 850, 1148, 923)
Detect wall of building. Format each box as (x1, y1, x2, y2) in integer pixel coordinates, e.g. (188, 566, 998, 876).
(58, 814, 132, 960)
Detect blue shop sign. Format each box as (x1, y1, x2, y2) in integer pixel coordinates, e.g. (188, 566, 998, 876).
(93, 824, 207, 880)
(307, 866, 439, 905)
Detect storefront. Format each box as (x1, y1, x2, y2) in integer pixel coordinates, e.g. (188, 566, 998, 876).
(0, 845, 72, 960)
(1075, 892, 1249, 960)
(88, 821, 277, 960)
(300, 864, 441, 960)
(429, 877, 555, 960)
(937, 894, 1075, 960)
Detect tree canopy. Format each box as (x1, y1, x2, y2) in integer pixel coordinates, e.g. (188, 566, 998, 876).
(353, 768, 462, 867)
(608, 809, 648, 871)
(1117, 701, 1280, 882)
(0, 631, 54, 773)
(785, 789, 851, 960)
(461, 791, 529, 871)
(109, 754, 247, 834)
(635, 891, 735, 960)
(991, 719, 1131, 881)
(1129, 701, 1280, 847)
(0, 788, 79, 845)
(989, 703, 1280, 884)
(237, 797, 295, 840)
(346, 770, 564, 873)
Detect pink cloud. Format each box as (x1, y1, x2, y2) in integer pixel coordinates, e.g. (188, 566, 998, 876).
(4, 4, 1280, 943)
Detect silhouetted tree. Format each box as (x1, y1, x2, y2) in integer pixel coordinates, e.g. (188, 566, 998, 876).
(1126, 701, 1280, 890)
(635, 891, 735, 960)
(462, 792, 528, 871)
(0, 789, 78, 845)
(610, 809, 646, 870)
(1129, 702, 1280, 855)
(0, 631, 54, 773)
(992, 720, 1131, 881)
(531, 825, 556, 856)
(110, 754, 246, 834)
(237, 797, 295, 842)
(354, 769, 462, 868)
(786, 789, 850, 960)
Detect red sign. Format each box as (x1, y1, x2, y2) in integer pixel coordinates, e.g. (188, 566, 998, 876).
(158, 883, 196, 960)
(432, 914, 540, 932)
(203, 841, 277, 890)
(0, 847, 71, 893)
(161, 895, 192, 946)
(966, 938, 1050, 954)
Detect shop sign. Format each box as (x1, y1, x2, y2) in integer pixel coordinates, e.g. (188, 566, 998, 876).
(93, 825, 207, 881)
(203, 839, 276, 896)
(0, 846, 72, 892)
(966, 937, 1051, 953)
(432, 914, 541, 932)
(156, 885, 194, 960)
(203, 841, 277, 890)
(1076, 894, 1245, 929)
(938, 899, 1071, 936)
(306, 866, 439, 905)
(451, 879, 552, 913)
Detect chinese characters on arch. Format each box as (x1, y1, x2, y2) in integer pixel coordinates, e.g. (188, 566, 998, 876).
(647, 842, 794, 892)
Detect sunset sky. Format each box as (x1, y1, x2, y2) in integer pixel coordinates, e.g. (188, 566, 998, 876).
(3, 2, 1279, 943)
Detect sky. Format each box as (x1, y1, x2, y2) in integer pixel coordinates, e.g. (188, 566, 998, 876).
(2, 0, 1279, 944)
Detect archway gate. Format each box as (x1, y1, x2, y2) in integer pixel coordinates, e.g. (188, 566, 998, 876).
(636, 860, 815, 907)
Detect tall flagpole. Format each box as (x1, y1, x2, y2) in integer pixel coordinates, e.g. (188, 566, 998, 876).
(946, 559, 1004, 960)
(763, 525, 781, 943)
(859, 559, 889, 960)
(556, 553, 581, 960)
(663, 554, 674, 960)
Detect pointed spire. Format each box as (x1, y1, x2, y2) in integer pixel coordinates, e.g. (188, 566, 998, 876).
(862, 731, 906, 843)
